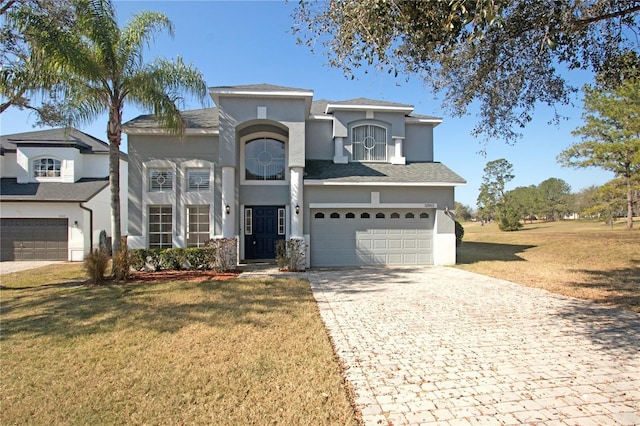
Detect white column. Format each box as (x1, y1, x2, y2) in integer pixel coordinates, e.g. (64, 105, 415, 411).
(391, 136, 406, 164)
(221, 166, 235, 238)
(290, 166, 303, 238)
(333, 137, 348, 164)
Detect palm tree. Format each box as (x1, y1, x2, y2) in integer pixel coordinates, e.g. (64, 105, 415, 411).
(22, 0, 207, 255)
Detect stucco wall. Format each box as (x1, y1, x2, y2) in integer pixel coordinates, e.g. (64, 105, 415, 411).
(82, 153, 110, 178)
(16, 147, 81, 183)
(304, 120, 333, 160)
(217, 97, 307, 168)
(127, 134, 219, 243)
(404, 123, 435, 162)
(1, 153, 17, 177)
(332, 110, 406, 139)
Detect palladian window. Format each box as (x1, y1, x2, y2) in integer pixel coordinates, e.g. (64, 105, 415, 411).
(245, 137, 285, 181)
(33, 158, 61, 177)
(351, 124, 387, 162)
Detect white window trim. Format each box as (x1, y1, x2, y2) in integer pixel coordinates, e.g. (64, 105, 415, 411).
(179, 160, 215, 245)
(240, 131, 289, 186)
(278, 208, 286, 235)
(144, 159, 177, 194)
(31, 156, 64, 181)
(142, 160, 177, 247)
(186, 205, 211, 247)
(244, 208, 253, 235)
(148, 205, 174, 249)
(180, 160, 214, 194)
(149, 169, 174, 192)
(350, 122, 389, 163)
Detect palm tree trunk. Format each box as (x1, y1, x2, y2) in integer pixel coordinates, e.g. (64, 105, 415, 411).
(107, 103, 123, 255)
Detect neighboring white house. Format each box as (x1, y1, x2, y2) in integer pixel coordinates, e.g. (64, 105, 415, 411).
(0, 127, 128, 261)
(123, 84, 466, 267)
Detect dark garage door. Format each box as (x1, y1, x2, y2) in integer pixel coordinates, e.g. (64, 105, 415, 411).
(0, 218, 68, 261)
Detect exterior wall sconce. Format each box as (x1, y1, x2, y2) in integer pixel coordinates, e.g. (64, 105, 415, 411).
(73, 220, 79, 228)
(295, 204, 300, 215)
(225, 205, 230, 215)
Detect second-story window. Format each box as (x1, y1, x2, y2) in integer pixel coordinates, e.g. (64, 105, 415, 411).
(351, 124, 387, 162)
(34, 158, 61, 177)
(245, 137, 285, 181)
(149, 169, 174, 192)
(187, 168, 210, 191)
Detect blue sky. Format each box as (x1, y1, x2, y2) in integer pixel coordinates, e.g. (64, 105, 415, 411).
(0, 0, 613, 207)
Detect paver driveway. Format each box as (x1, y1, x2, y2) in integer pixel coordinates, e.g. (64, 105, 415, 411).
(308, 267, 640, 425)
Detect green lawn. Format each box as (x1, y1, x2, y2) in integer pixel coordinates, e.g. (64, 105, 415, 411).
(456, 219, 639, 312)
(0, 268, 358, 425)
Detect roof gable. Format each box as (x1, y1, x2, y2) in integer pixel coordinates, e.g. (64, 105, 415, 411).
(0, 127, 110, 154)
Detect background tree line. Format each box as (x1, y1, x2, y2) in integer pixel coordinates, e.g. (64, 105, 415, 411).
(454, 168, 639, 228)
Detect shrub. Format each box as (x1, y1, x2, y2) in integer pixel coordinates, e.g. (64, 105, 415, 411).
(158, 249, 180, 270)
(85, 249, 110, 284)
(455, 221, 465, 246)
(112, 237, 130, 281)
(498, 207, 523, 231)
(207, 238, 236, 272)
(129, 246, 217, 272)
(276, 239, 306, 271)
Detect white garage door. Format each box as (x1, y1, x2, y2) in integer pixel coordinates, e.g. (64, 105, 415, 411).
(310, 209, 434, 267)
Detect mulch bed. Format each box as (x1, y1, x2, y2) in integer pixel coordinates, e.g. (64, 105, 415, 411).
(128, 270, 241, 283)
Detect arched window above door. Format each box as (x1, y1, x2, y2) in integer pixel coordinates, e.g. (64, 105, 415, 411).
(245, 137, 285, 181)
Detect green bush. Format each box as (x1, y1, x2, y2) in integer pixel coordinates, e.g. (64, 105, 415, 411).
(129, 246, 216, 272)
(85, 249, 110, 284)
(455, 221, 465, 246)
(498, 207, 523, 231)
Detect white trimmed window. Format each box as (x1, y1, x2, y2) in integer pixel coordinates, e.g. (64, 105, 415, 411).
(149, 169, 174, 192)
(33, 158, 61, 177)
(186, 205, 210, 247)
(244, 208, 253, 235)
(351, 124, 387, 162)
(278, 208, 285, 235)
(187, 168, 210, 192)
(148, 206, 172, 248)
(245, 137, 286, 181)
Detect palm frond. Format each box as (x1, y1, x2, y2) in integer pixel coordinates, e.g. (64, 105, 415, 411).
(118, 11, 174, 73)
(125, 56, 207, 133)
(75, 0, 119, 76)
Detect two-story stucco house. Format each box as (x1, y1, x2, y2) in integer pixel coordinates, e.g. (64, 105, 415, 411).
(0, 128, 128, 261)
(123, 84, 465, 267)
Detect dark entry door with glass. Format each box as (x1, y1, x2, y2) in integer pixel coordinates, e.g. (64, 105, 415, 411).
(244, 206, 285, 260)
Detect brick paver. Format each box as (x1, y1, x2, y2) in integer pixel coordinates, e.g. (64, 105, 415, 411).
(308, 267, 640, 426)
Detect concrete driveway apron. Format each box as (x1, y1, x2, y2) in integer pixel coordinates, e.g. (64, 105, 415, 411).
(308, 267, 640, 426)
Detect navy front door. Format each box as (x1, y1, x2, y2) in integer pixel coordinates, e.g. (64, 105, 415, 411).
(244, 206, 284, 260)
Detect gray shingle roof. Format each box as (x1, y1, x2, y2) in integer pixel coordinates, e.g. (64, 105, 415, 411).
(304, 160, 466, 185)
(209, 83, 314, 93)
(1, 127, 109, 154)
(0, 178, 109, 202)
(329, 97, 413, 109)
(124, 95, 441, 130)
(123, 108, 219, 131)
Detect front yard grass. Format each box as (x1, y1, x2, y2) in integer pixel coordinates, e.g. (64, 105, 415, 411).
(456, 219, 639, 312)
(0, 268, 358, 425)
